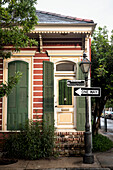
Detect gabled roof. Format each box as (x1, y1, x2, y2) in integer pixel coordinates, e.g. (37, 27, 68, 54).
(36, 10, 94, 24)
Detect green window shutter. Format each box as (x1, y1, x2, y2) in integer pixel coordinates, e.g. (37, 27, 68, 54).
(17, 61, 28, 128)
(59, 79, 72, 105)
(76, 62, 85, 131)
(7, 62, 17, 130)
(7, 61, 28, 130)
(43, 61, 54, 127)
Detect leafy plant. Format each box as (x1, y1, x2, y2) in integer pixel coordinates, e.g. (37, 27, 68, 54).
(3, 120, 57, 160)
(0, 71, 22, 98)
(93, 134, 113, 152)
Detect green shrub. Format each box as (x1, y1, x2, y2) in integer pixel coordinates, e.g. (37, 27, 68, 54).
(93, 134, 113, 152)
(3, 120, 56, 160)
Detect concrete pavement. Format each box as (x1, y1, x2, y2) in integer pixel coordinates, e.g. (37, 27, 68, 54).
(0, 155, 109, 170)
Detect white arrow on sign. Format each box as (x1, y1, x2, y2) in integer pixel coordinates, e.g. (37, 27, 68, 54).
(76, 88, 82, 96)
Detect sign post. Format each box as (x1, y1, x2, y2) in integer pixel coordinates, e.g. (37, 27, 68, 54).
(67, 79, 101, 164)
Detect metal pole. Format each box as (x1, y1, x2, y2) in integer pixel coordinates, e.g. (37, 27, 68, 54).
(83, 76, 94, 164)
(104, 105, 107, 132)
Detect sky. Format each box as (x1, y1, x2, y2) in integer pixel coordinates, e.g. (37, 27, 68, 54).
(35, 0, 113, 38)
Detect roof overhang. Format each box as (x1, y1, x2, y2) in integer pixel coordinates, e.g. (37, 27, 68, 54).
(31, 23, 97, 35)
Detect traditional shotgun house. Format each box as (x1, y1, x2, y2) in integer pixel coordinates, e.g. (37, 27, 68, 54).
(0, 11, 96, 154)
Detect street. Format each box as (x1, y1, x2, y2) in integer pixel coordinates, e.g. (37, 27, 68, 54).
(100, 117, 113, 131)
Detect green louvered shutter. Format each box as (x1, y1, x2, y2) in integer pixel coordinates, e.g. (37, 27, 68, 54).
(76, 62, 85, 131)
(7, 61, 28, 130)
(43, 61, 54, 127)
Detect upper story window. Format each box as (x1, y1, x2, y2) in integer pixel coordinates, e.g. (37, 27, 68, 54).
(56, 61, 75, 71)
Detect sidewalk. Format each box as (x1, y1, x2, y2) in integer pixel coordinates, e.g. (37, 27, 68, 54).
(0, 130, 113, 170)
(0, 155, 109, 170)
(0, 150, 113, 170)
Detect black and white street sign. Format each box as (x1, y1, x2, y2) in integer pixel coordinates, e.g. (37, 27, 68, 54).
(74, 87, 101, 97)
(67, 80, 85, 87)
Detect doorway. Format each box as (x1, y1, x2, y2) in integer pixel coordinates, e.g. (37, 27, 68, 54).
(54, 61, 76, 130)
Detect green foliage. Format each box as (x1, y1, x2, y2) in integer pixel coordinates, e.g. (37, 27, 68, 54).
(0, 71, 22, 97)
(91, 26, 112, 86)
(3, 120, 56, 160)
(91, 26, 113, 134)
(93, 134, 113, 152)
(0, 0, 38, 59)
(105, 99, 113, 108)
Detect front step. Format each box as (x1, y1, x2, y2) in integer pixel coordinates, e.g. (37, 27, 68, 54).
(55, 132, 85, 156)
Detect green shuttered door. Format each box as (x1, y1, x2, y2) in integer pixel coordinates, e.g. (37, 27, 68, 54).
(43, 61, 54, 126)
(7, 61, 28, 130)
(76, 62, 85, 131)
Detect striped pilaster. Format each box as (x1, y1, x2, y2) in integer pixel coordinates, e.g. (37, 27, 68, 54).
(32, 52, 49, 121)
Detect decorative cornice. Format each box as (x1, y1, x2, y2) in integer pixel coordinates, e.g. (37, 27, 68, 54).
(31, 24, 96, 35)
(46, 50, 84, 57)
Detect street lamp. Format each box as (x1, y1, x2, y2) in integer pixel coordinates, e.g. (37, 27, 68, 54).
(80, 52, 91, 81)
(80, 52, 94, 164)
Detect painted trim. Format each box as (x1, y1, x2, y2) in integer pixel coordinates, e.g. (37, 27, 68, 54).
(47, 50, 83, 56)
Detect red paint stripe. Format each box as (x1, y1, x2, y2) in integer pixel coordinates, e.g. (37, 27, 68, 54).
(0, 120, 2, 125)
(0, 109, 2, 113)
(33, 120, 42, 124)
(33, 92, 43, 96)
(0, 59, 3, 63)
(0, 70, 3, 74)
(33, 103, 43, 108)
(0, 75, 3, 79)
(33, 75, 43, 79)
(0, 115, 2, 119)
(33, 81, 43, 85)
(0, 65, 3, 68)
(0, 103, 2, 107)
(34, 59, 49, 63)
(33, 98, 43, 102)
(33, 115, 42, 119)
(33, 70, 43, 74)
(43, 44, 77, 46)
(33, 86, 43, 91)
(34, 53, 48, 57)
(43, 38, 82, 41)
(33, 109, 43, 113)
(34, 64, 43, 68)
(0, 98, 2, 102)
(43, 48, 81, 51)
(0, 126, 2, 130)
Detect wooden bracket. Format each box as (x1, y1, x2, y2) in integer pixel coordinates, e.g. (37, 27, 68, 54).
(39, 34, 43, 53)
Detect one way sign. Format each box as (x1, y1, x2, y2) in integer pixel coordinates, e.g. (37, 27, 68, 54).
(74, 87, 101, 97)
